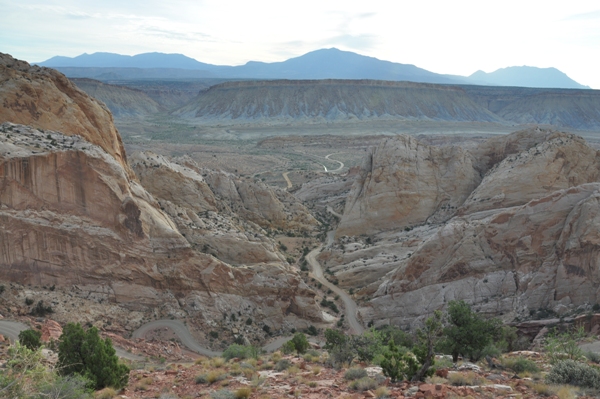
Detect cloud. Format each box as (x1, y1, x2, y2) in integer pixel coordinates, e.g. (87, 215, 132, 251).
(562, 9, 600, 21)
(324, 34, 378, 51)
(141, 26, 214, 42)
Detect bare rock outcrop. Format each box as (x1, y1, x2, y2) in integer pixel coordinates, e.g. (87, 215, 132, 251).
(323, 129, 600, 328)
(0, 54, 323, 330)
(336, 135, 479, 236)
(0, 53, 131, 175)
(41, 320, 63, 342)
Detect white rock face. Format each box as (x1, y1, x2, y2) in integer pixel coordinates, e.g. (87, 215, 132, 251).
(322, 128, 600, 327)
(337, 135, 479, 237)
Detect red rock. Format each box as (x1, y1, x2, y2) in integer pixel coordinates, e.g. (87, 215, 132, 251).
(435, 368, 449, 378)
(40, 320, 62, 342)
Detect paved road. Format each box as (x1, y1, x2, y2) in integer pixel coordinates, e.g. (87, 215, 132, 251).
(132, 319, 293, 357)
(306, 246, 364, 335)
(0, 320, 143, 361)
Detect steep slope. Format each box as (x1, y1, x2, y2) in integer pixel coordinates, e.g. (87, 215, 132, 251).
(174, 80, 502, 123)
(130, 152, 318, 266)
(0, 54, 323, 331)
(336, 135, 480, 237)
(319, 129, 600, 328)
(71, 78, 164, 117)
(0, 53, 130, 175)
(462, 85, 600, 131)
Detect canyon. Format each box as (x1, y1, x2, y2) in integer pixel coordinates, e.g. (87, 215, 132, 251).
(2, 50, 600, 348)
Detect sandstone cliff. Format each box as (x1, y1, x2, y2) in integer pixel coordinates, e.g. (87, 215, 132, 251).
(336, 135, 480, 237)
(0, 53, 130, 175)
(130, 151, 318, 266)
(320, 128, 600, 327)
(0, 54, 323, 332)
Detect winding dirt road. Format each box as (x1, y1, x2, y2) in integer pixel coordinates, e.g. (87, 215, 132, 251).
(306, 246, 364, 335)
(0, 320, 144, 360)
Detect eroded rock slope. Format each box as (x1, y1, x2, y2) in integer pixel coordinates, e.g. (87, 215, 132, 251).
(320, 128, 600, 328)
(0, 54, 322, 332)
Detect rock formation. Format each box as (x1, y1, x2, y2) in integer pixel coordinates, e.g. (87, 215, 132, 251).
(0, 53, 130, 175)
(336, 135, 480, 237)
(130, 151, 318, 266)
(0, 54, 323, 331)
(321, 128, 600, 327)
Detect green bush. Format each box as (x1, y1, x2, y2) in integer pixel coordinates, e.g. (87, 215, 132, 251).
(440, 300, 502, 362)
(30, 300, 53, 316)
(281, 340, 296, 355)
(344, 368, 368, 380)
(211, 389, 235, 399)
(222, 344, 260, 361)
(380, 340, 419, 382)
(290, 332, 309, 355)
(503, 356, 540, 373)
(36, 375, 92, 399)
(18, 329, 42, 350)
(546, 360, 600, 389)
(545, 327, 585, 364)
(58, 323, 129, 390)
(349, 376, 378, 392)
(275, 359, 292, 371)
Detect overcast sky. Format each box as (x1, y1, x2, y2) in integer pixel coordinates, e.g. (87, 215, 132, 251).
(2, 0, 599, 88)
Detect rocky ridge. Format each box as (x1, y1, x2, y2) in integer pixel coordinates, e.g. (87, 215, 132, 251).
(0, 54, 323, 334)
(318, 128, 600, 328)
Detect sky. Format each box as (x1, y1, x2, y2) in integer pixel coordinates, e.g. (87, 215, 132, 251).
(1, 0, 599, 88)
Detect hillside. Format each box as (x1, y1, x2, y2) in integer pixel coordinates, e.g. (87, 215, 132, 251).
(173, 79, 502, 123)
(0, 53, 324, 337)
(71, 78, 164, 117)
(468, 66, 589, 89)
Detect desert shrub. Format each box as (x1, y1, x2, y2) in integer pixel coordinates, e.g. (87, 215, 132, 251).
(349, 376, 378, 392)
(0, 285, 5, 295)
(380, 340, 419, 382)
(585, 351, 600, 364)
(281, 340, 296, 355)
(375, 386, 390, 398)
(195, 374, 208, 384)
(58, 323, 129, 390)
(96, 386, 118, 399)
(344, 368, 368, 380)
(205, 370, 227, 384)
(306, 325, 318, 336)
(37, 374, 93, 399)
(210, 389, 235, 399)
(25, 297, 34, 306)
(545, 327, 585, 364)
(530, 382, 555, 397)
(234, 387, 252, 399)
(222, 344, 260, 361)
(546, 360, 600, 389)
(503, 356, 540, 373)
(447, 371, 485, 386)
(290, 332, 309, 354)
(18, 329, 42, 350)
(209, 331, 219, 339)
(275, 359, 291, 371)
(30, 300, 53, 316)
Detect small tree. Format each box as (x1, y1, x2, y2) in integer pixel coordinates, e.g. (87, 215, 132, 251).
(441, 300, 501, 362)
(412, 310, 444, 381)
(18, 329, 42, 351)
(58, 323, 129, 390)
(290, 332, 309, 355)
(380, 340, 419, 382)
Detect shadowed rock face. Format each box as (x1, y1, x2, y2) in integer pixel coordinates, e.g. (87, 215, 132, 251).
(0, 53, 323, 329)
(322, 128, 600, 327)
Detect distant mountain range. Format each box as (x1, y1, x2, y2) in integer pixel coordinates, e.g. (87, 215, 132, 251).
(38, 48, 588, 89)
